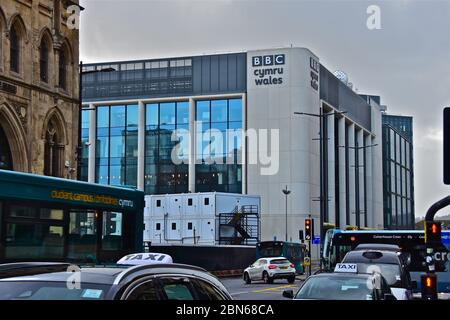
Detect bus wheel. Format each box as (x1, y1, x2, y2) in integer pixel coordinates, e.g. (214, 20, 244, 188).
(244, 272, 251, 284)
(263, 272, 273, 284)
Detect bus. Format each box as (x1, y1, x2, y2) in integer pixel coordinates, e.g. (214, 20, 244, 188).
(0, 170, 144, 264)
(256, 241, 306, 274)
(322, 229, 450, 292)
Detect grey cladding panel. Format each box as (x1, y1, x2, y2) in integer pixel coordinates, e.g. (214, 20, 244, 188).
(320, 65, 371, 131)
(192, 53, 247, 95)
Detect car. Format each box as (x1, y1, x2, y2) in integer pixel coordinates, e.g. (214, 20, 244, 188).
(354, 243, 412, 266)
(282, 264, 396, 300)
(342, 250, 416, 300)
(243, 257, 296, 284)
(0, 253, 232, 300)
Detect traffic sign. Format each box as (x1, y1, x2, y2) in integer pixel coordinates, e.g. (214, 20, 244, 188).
(312, 236, 320, 245)
(303, 256, 311, 267)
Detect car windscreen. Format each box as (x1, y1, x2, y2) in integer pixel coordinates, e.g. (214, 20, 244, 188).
(356, 263, 401, 286)
(0, 281, 111, 300)
(295, 276, 373, 300)
(270, 259, 290, 265)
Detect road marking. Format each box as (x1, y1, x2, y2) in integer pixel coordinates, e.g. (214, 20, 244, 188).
(252, 284, 296, 293)
(230, 291, 250, 296)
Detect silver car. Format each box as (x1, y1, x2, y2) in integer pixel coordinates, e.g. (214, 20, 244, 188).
(243, 257, 296, 284)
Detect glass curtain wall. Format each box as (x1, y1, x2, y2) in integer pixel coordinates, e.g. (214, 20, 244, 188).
(144, 101, 189, 194)
(195, 98, 242, 193)
(95, 105, 138, 187)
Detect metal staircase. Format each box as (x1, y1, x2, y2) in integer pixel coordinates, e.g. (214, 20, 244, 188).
(217, 205, 260, 245)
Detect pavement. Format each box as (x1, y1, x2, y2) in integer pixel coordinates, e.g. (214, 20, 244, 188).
(220, 276, 305, 300)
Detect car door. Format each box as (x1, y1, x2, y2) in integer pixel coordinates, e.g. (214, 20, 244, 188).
(247, 259, 259, 279)
(257, 259, 267, 280)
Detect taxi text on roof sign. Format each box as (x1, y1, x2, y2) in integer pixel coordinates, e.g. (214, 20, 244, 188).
(117, 253, 173, 266)
(334, 263, 358, 273)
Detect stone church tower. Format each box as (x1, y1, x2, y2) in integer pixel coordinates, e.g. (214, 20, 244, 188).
(0, 0, 80, 178)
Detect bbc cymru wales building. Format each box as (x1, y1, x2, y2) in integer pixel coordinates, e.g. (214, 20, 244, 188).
(81, 47, 400, 241)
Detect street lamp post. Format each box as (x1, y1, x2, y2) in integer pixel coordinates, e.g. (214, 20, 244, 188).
(77, 62, 116, 181)
(282, 186, 291, 242)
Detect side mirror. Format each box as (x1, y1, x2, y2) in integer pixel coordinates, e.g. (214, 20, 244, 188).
(384, 293, 397, 301)
(411, 281, 418, 290)
(282, 289, 294, 299)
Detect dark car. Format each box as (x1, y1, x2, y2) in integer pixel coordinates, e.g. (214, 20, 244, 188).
(283, 271, 395, 300)
(342, 250, 415, 300)
(0, 262, 232, 300)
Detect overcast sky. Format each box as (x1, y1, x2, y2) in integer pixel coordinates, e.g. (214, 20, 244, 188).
(79, 0, 450, 219)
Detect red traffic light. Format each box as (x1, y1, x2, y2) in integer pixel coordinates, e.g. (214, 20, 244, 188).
(424, 221, 442, 245)
(421, 273, 438, 300)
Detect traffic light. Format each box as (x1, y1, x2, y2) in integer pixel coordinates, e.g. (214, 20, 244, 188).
(424, 221, 442, 245)
(305, 218, 313, 241)
(299, 230, 304, 241)
(421, 273, 438, 300)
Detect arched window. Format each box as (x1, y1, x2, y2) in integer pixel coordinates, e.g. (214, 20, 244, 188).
(0, 124, 13, 170)
(39, 38, 49, 82)
(58, 49, 66, 89)
(44, 117, 65, 177)
(10, 25, 20, 73)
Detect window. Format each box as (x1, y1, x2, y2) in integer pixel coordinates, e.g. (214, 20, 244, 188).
(156, 200, 161, 207)
(159, 278, 195, 300)
(191, 279, 226, 300)
(67, 210, 97, 261)
(156, 223, 161, 231)
(58, 49, 66, 89)
(188, 198, 193, 206)
(40, 38, 49, 82)
(95, 104, 138, 186)
(171, 223, 176, 230)
(144, 101, 189, 194)
(204, 198, 209, 206)
(125, 279, 159, 300)
(188, 222, 193, 230)
(102, 212, 123, 251)
(10, 25, 20, 73)
(9, 205, 37, 219)
(40, 209, 63, 220)
(195, 98, 243, 193)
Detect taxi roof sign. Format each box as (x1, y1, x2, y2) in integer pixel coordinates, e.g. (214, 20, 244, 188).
(334, 263, 358, 273)
(117, 253, 173, 266)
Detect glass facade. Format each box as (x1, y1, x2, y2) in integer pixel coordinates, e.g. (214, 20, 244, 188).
(195, 98, 242, 193)
(144, 101, 189, 194)
(80, 108, 90, 181)
(382, 125, 414, 229)
(95, 104, 138, 187)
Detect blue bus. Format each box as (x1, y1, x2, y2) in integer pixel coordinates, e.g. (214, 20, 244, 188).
(256, 241, 306, 274)
(322, 229, 450, 293)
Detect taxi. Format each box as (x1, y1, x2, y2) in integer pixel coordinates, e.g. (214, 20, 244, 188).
(283, 263, 396, 300)
(0, 253, 232, 300)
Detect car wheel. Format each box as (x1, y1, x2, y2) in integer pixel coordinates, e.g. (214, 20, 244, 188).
(263, 271, 273, 284)
(244, 272, 251, 284)
(287, 276, 295, 284)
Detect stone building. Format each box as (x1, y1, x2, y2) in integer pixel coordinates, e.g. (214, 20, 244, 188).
(0, 0, 80, 178)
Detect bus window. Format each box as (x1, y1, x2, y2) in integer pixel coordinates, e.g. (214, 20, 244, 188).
(102, 212, 123, 251)
(5, 223, 64, 259)
(68, 210, 98, 261)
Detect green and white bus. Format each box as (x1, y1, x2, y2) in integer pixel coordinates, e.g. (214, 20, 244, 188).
(0, 170, 144, 263)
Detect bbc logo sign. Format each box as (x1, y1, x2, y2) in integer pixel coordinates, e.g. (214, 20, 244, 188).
(252, 54, 285, 67)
